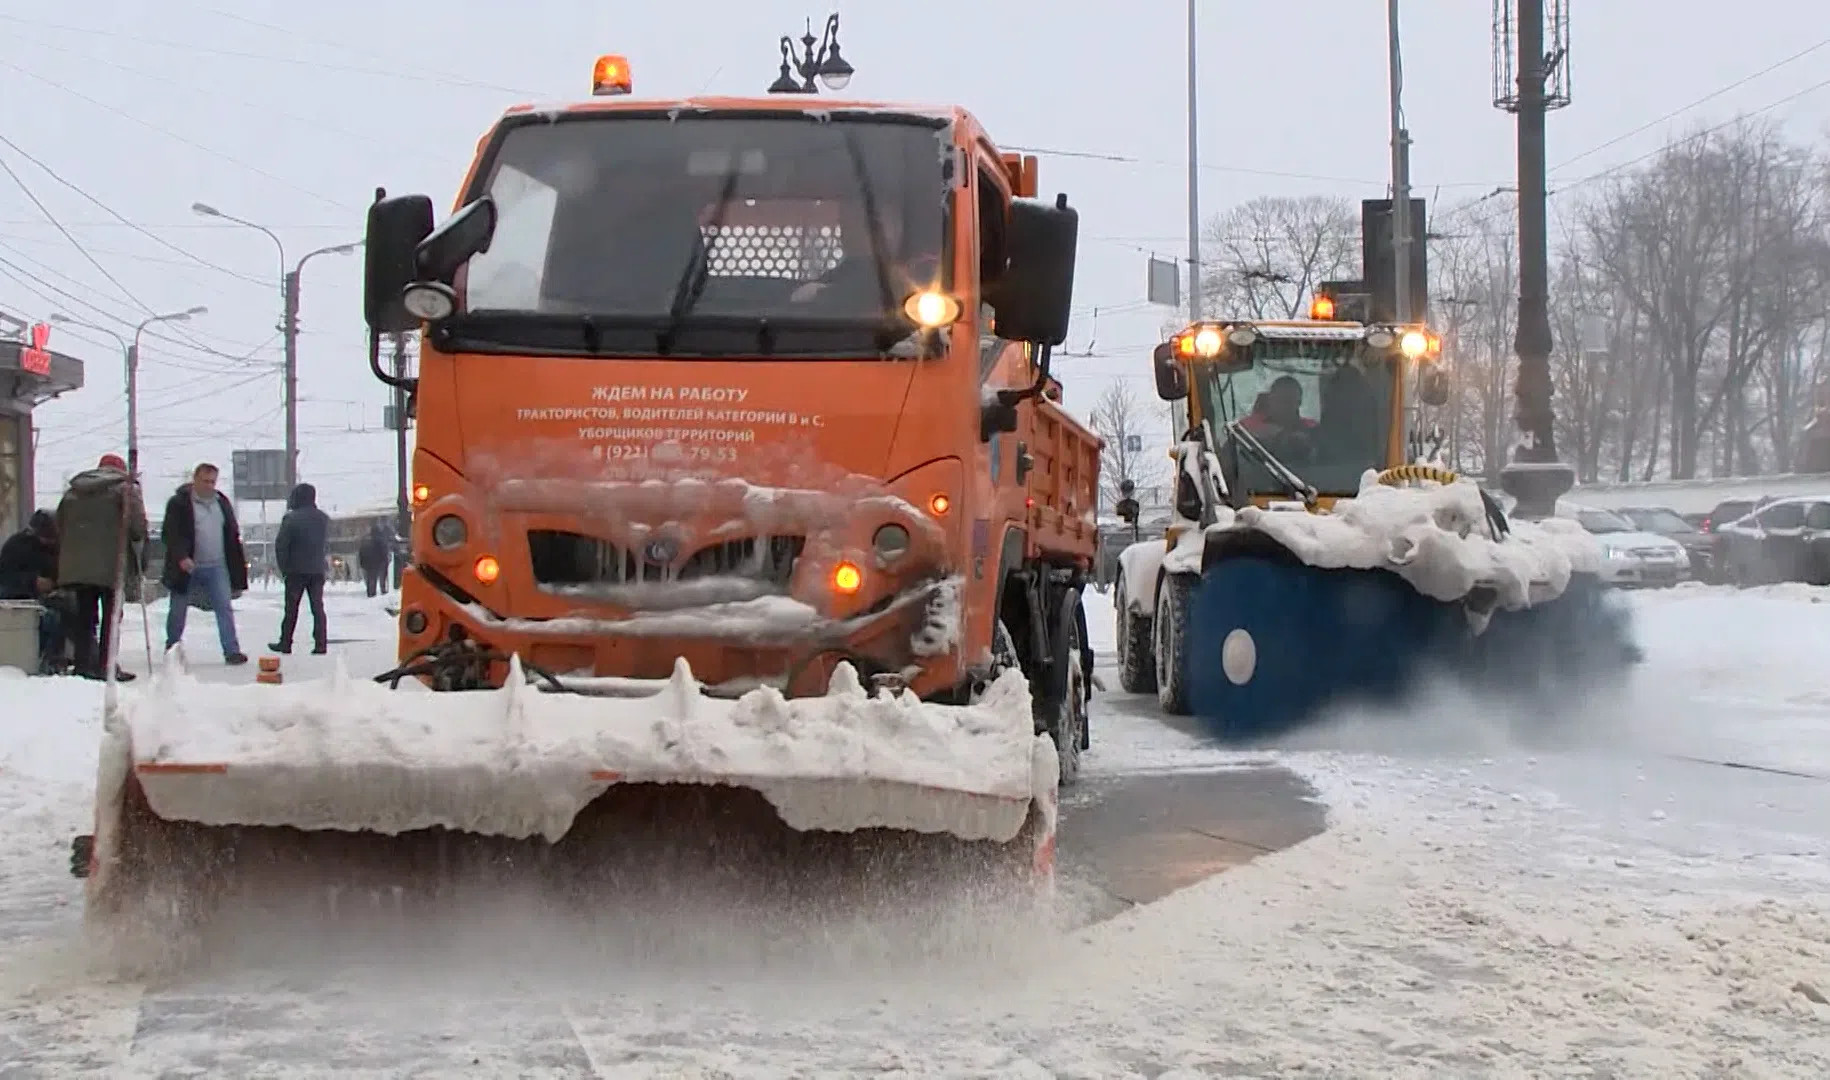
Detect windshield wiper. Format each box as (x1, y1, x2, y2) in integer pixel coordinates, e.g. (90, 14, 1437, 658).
(840, 129, 897, 319)
(1225, 420, 1319, 510)
(658, 165, 742, 353)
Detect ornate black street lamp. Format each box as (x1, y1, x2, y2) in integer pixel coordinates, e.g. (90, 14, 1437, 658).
(768, 13, 854, 94)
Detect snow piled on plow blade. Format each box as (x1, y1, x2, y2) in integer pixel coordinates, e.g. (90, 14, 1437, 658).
(116, 655, 1047, 845)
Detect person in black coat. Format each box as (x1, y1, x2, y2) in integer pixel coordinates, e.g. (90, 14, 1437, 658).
(358, 522, 390, 597)
(270, 482, 331, 655)
(0, 509, 69, 672)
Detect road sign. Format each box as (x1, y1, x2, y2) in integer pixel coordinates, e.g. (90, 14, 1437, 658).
(231, 448, 289, 503)
(1146, 257, 1180, 308)
(1124, 434, 1143, 453)
(19, 322, 50, 376)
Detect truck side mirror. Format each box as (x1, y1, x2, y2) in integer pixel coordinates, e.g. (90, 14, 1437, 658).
(414, 196, 499, 284)
(1116, 496, 1140, 525)
(1418, 367, 1450, 407)
(365, 194, 436, 333)
(1152, 342, 1188, 401)
(990, 194, 1078, 346)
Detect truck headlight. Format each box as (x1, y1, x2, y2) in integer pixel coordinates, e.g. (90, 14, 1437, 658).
(433, 515, 468, 550)
(873, 523, 911, 561)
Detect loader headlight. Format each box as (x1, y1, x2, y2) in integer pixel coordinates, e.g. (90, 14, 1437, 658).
(832, 561, 863, 595)
(873, 523, 911, 561)
(474, 555, 501, 584)
(432, 514, 467, 550)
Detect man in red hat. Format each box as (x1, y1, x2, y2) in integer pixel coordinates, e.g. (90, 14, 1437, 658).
(54, 453, 148, 681)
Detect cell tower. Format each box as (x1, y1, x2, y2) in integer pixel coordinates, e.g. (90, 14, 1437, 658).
(1492, 0, 1571, 113)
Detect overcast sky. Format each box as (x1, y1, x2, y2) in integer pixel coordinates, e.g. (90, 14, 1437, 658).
(3, 0, 1825, 515)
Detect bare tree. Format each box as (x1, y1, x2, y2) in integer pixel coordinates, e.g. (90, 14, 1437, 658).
(1580, 120, 1828, 478)
(1089, 380, 1167, 512)
(1201, 196, 1361, 318)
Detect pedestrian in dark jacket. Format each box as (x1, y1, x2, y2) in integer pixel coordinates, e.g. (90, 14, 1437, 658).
(160, 462, 249, 666)
(358, 522, 390, 597)
(270, 482, 330, 655)
(0, 509, 68, 672)
(55, 454, 147, 681)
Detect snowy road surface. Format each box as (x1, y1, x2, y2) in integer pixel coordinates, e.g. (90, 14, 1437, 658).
(3, 581, 1829, 1076)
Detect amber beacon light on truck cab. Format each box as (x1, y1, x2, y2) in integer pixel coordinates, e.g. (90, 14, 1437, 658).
(359, 56, 1104, 782)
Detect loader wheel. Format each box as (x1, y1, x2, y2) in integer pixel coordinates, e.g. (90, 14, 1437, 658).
(1116, 578, 1158, 695)
(1155, 572, 1197, 716)
(1038, 590, 1087, 787)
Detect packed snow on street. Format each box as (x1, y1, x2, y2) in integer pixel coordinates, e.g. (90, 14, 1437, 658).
(2, 580, 1828, 1077)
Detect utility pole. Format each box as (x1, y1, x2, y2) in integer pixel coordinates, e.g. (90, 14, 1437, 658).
(391, 330, 410, 589)
(283, 269, 301, 490)
(1493, 0, 1574, 516)
(1184, 0, 1201, 324)
(1387, 0, 1413, 325)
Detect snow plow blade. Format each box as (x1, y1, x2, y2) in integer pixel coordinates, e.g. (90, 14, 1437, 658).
(1181, 477, 1640, 742)
(1186, 554, 1637, 740)
(84, 654, 1057, 944)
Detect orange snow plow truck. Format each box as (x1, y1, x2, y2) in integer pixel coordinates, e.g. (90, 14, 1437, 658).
(79, 57, 1101, 933)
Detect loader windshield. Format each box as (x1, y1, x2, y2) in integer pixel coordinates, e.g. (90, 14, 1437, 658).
(451, 113, 950, 358)
(1196, 336, 1395, 497)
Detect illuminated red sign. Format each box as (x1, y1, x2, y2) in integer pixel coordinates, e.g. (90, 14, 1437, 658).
(19, 322, 50, 376)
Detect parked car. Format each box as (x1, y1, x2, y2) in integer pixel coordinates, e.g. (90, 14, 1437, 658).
(1712, 495, 1830, 586)
(1558, 503, 1690, 587)
(1616, 505, 1715, 580)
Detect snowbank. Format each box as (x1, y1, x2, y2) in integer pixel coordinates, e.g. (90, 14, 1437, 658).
(1238, 473, 1601, 611)
(117, 655, 1048, 844)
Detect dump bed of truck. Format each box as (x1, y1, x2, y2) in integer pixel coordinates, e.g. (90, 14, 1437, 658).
(1023, 395, 1102, 566)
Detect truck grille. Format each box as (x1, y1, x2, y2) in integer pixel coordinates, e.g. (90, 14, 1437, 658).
(528, 530, 805, 590)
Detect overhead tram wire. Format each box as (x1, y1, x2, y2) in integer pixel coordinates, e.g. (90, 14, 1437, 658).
(0, 135, 287, 360)
(1550, 32, 1830, 175)
(0, 58, 356, 211)
(1454, 62, 1830, 238)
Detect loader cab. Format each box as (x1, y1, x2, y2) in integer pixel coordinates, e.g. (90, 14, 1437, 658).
(1155, 317, 1438, 504)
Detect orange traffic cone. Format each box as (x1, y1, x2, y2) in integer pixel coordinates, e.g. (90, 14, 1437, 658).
(257, 654, 283, 685)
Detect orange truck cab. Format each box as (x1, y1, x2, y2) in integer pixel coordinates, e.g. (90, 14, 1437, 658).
(360, 58, 1103, 781)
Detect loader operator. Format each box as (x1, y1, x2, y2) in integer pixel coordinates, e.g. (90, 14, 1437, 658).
(1240, 375, 1317, 462)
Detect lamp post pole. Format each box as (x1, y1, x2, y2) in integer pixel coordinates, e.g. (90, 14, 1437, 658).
(193, 205, 358, 490)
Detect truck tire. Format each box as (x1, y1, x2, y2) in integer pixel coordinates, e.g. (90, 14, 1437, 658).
(1116, 578, 1158, 695)
(1155, 572, 1197, 716)
(1037, 589, 1088, 787)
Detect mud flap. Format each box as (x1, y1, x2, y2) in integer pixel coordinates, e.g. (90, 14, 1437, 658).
(1185, 554, 1639, 742)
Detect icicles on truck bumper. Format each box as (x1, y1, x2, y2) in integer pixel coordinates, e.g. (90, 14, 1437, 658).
(112, 651, 1047, 844)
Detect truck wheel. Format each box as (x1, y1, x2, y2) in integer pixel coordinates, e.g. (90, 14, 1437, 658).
(1037, 590, 1087, 787)
(1116, 578, 1158, 695)
(1155, 572, 1196, 716)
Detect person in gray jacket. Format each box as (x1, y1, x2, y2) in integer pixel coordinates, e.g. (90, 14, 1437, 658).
(270, 482, 330, 655)
(54, 453, 147, 681)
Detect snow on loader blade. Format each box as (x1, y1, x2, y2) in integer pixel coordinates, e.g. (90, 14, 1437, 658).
(84, 653, 1058, 942)
(1180, 473, 1640, 742)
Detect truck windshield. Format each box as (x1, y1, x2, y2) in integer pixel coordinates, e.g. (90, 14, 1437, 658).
(456, 114, 949, 357)
(1194, 336, 1395, 497)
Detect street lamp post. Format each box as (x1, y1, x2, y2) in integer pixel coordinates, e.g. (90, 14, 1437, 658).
(51, 307, 206, 479)
(767, 13, 854, 94)
(193, 202, 361, 490)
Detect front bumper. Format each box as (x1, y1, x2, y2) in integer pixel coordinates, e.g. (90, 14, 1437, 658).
(399, 569, 966, 698)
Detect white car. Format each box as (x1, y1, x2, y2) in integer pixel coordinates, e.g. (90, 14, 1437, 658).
(1559, 503, 1690, 587)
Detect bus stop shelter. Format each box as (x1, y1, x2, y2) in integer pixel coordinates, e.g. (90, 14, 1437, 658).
(0, 320, 85, 537)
